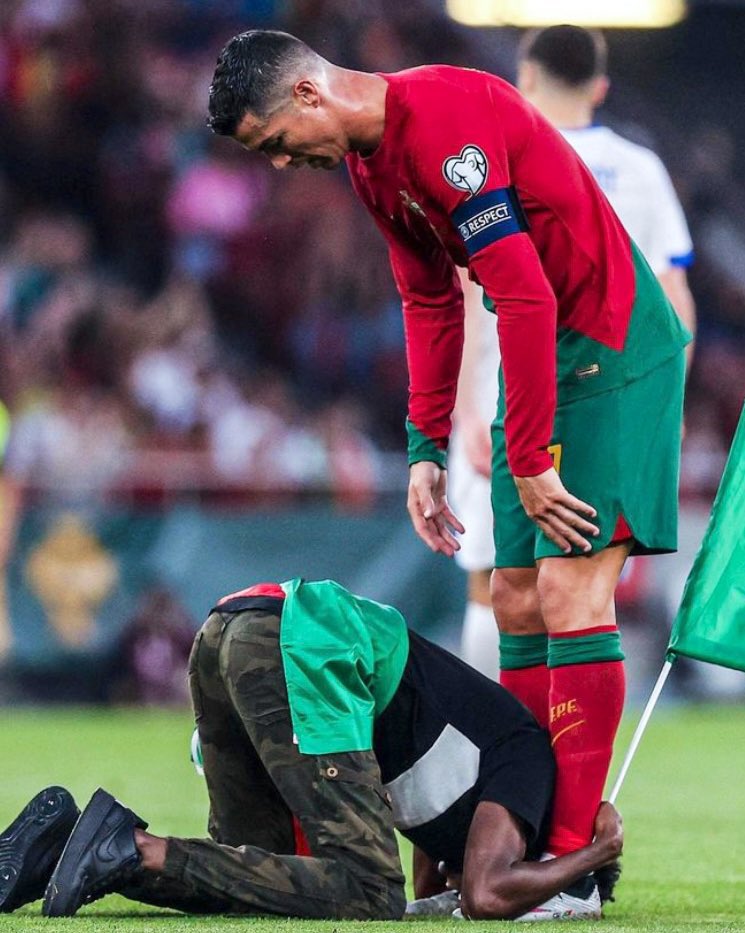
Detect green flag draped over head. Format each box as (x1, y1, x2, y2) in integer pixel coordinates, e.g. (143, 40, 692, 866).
(279, 578, 409, 755)
(667, 402, 745, 672)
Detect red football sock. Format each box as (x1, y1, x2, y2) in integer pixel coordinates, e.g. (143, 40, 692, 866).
(546, 630, 625, 856)
(500, 665, 551, 729)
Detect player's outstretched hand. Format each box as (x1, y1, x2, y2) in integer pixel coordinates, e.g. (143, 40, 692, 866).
(408, 461, 465, 557)
(513, 467, 599, 554)
(593, 801, 623, 862)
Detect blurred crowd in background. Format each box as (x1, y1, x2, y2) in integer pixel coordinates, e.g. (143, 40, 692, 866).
(1, 0, 743, 508)
(0, 0, 744, 700)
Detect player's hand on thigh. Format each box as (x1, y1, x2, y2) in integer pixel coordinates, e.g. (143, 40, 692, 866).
(513, 468, 599, 554)
(408, 461, 465, 557)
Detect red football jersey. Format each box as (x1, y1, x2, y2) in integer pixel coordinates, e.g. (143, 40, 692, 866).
(347, 65, 639, 476)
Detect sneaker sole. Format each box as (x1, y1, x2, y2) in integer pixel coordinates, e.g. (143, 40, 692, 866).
(0, 786, 78, 912)
(516, 898, 602, 922)
(516, 908, 602, 921)
(43, 788, 127, 917)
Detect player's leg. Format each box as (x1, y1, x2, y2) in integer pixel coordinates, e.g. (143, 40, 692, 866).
(537, 544, 630, 856)
(490, 412, 549, 726)
(533, 395, 631, 860)
(535, 352, 685, 856)
(461, 569, 500, 678)
(490, 567, 551, 728)
(448, 432, 500, 678)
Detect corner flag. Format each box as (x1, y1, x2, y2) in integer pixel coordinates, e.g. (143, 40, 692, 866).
(667, 401, 745, 671)
(610, 401, 745, 803)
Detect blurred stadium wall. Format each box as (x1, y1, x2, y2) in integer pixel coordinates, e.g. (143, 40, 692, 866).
(0, 0, 743, 703)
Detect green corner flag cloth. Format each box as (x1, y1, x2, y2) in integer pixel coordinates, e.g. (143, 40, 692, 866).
(279, 578, 409, 755)
(667, 402, 745, 672)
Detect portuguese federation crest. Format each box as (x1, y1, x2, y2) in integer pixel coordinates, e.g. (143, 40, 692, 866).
(443, 145, 488, 196)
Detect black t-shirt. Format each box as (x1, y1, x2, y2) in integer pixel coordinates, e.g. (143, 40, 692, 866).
(373, 631, 555, 870)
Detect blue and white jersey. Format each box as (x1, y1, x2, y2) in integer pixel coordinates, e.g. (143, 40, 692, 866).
(561, 125, 694, 275)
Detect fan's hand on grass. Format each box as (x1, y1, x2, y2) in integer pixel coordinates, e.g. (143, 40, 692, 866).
(408, 461, 465, 557)
(514, 467, 599, 554)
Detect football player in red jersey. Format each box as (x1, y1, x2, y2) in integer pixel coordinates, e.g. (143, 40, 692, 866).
(207, 31, 688, 912)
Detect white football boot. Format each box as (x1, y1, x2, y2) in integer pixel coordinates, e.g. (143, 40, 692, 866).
(514, 876, 602, 922)
(450, 876, 601, 921)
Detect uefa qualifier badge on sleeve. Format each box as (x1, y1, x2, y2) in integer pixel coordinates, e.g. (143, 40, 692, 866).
(442, 145, 488, 196)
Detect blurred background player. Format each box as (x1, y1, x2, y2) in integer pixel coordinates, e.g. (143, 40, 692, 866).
(449, 275, 501, 677)
(448, 24, 696, 680)
(518, 26, 696, 346)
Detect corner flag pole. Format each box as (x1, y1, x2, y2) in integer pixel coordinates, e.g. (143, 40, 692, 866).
(609, 402, 745, 805)
(607, 658, 674, 805)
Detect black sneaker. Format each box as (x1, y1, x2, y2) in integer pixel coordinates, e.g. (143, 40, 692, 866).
(0, 786, 79, 912)
(42, 788, 148, 917)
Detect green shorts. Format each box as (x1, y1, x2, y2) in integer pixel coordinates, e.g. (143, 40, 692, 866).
(491, 352, 686, 568)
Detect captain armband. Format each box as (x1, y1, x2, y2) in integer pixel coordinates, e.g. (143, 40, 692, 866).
(451, 186, 529, 257)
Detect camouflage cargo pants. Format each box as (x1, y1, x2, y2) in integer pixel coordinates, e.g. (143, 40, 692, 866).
(118, 606, 406, 919)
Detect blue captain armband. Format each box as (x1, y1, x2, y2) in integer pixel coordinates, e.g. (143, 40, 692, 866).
(452, 186, 529, 257)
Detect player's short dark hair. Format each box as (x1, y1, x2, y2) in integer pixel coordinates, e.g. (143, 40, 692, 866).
(208, 30, 318, 136)
(519, 25, 607, 87)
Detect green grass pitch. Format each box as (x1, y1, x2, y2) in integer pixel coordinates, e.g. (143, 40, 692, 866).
(2, 706, 745, 932)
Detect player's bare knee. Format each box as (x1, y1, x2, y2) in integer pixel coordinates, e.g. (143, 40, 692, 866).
(490, 568, 542, 634)
(536, 562, 614, 631)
